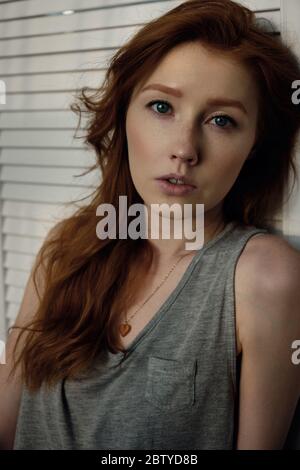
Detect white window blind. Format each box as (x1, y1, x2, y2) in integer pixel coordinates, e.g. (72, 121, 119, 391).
(0, 0, 295, 340)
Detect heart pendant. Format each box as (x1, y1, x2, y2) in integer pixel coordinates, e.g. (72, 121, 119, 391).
(119, 323, 131, 337)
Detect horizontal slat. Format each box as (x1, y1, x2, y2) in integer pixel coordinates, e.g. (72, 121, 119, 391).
(2, 200, 77, 221)
(6, 285, 25, 303)
(0, 1, 280, 45)
(0, 49, 113, 76)
(0, 129, 85, 146)
(0, 2, 181, 38)
(3, 217, 54, 237)
(4, 251, 35, 271)
(1, 0, 28, 3)
(1, 182, 95, 204)
(3, 234, 43, 255)
(0, 25, 140, 58)
(0, 111, 89, 129)
(0, 148, 94, 167)
(0, 93, 84, 111)
(0, 0, 174, 20)
(0, 11, 281, 76)
(4, 70, 105, 93)
(5, 269, 31, 289)
(0, 165, 100, 187)
(6, 302, 22, 321)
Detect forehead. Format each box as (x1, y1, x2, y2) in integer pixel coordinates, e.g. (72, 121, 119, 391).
(133, 41, 259, 106)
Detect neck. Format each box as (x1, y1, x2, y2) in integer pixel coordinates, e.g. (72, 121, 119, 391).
(144, 205, 225, 266)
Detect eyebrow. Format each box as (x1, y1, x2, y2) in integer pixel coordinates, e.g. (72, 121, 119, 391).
(140, 83, 248, 115)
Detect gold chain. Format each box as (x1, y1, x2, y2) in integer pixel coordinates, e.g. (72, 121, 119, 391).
(119, 251, 193, 337)
(119, 220, 226, 337)
(128, 252, 192, 324)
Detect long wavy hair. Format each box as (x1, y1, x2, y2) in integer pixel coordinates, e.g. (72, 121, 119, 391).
(10, 0, 300, 391)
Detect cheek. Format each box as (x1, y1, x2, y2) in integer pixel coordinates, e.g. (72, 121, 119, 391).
(126, 115, 157, 191)
(207, 135, 252, 172)
(126, 106, 166, 161)
(126, 111, 153, 152)
(203, 145, 250, 198)
(126, 119, 155, 164)
(225, 149, 248, 170)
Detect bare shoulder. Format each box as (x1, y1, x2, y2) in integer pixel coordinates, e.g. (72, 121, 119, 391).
(235, 232, 300, 355)
(237, 232, 300, 290)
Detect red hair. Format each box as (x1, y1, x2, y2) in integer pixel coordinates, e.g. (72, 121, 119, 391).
(10, 0, 300, 391)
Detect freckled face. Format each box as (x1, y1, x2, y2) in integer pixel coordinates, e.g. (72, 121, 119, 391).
(125, 41, 259, 216)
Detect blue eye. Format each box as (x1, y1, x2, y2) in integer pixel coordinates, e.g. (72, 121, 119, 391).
(211, 115, 236, 129)
(147, 100, 171, 114)
(146, 100, 236, 129)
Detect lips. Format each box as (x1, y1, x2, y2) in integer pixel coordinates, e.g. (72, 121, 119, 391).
(156, 173, 196, 188)
(155, 178, 197, 196)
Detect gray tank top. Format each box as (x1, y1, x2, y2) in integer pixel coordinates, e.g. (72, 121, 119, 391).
(13, 221, 269, 450)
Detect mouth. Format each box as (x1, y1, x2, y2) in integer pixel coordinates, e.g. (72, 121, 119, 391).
(156, 173, 197, 188)
(155, 177, 197, 196)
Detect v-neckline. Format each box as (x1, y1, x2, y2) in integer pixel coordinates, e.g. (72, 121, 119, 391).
(107, 221, 236, 363)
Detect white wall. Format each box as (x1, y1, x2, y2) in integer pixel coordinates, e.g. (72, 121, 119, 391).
(281, 0, 300, 249)
(0, 0, 298, 340)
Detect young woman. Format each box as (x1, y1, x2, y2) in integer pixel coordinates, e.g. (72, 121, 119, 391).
(1, 0, 300, 450)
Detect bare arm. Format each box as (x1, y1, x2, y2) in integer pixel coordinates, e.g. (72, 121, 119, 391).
(235, 236, 300, 449)
(0, 224, 58, 449)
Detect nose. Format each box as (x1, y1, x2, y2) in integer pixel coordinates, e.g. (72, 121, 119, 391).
(171, 152, 198, 165)
(169, 125, 199, 166)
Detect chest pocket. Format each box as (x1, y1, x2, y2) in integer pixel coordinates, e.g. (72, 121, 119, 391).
(144, 356, 197, 411)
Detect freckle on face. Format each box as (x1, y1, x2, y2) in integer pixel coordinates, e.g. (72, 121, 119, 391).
(126, 41, 259, 213)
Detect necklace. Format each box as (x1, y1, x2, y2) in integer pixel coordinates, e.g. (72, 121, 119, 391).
(119, 251, 193, 337)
